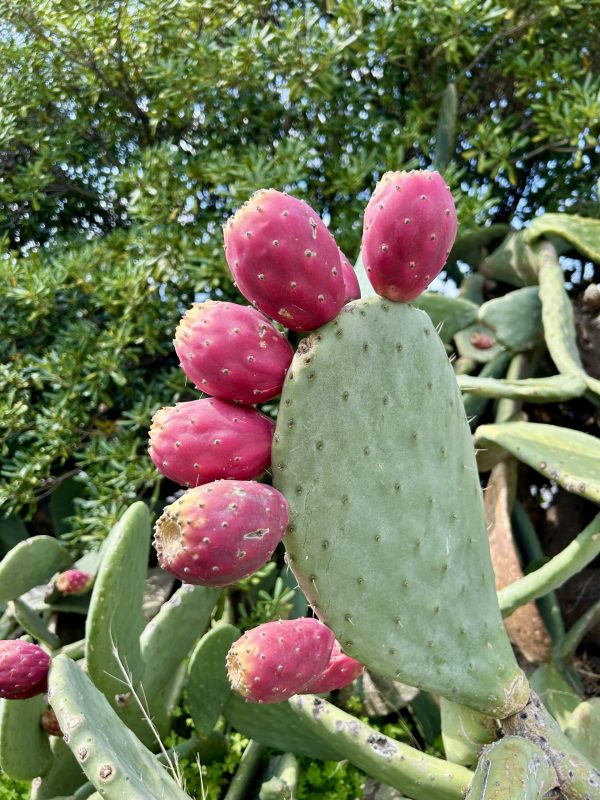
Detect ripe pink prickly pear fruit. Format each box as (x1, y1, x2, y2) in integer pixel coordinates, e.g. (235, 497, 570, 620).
(174, 301, 294, 404)
(227, 618, 335, 703)
(224, 189, 346, 331)
(362, 170, 458, 302)
(339, 250, 361, 302)
(301, 641, 364, 693)
(40, 706, 62, 737)
(149, 398, 274, 487)
(0, 640, 50, 700)
(154, 480, 289, 586)
(55, 569, 94, 596)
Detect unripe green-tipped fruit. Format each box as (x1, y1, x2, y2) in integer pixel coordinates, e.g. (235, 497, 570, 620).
(154, 480, 289, 586)
(227, 619, 335, 703)
(362, 170, 458, 302)
(0, 641, 50, 700)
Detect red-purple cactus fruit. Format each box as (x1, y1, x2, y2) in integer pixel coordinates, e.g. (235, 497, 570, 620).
(149, 398, 274, 487)
(224, 189, 346, 331)
(227, 618, 335, 703)
(302, 641, 364, 693)
(55, 569, 94, 596)
(362, 170, 458, 302)
(40, 706, 62, 737)
(339, 250, 361, 302)
(0, 640, 50, 700)
(174, 301, 294, 404)
(154, 480, 289, 586)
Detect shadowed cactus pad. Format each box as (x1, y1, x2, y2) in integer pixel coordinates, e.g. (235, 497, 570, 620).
(272, 297, 528, 717)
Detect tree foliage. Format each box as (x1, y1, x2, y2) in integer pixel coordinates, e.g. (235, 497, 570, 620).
(1, 0, 598, 543)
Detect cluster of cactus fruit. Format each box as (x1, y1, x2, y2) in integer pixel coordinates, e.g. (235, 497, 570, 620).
(1, 170, 600, 799)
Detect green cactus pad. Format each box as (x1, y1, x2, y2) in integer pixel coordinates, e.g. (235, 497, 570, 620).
(475, 422, 600, 503)
(273, 297, 527, 717)
(528, 665, 581, 730)
(31, 738, 87, 799)
(187, 623, 239, 736)
(478, 287, 543, 353)
(412, 293, 478, 345)
(523, 213, 600, 263)
(498, 511, 600, 617)
(48, 655, 190, 800)
(565, 699, 600, 769)
(539, 258, 600, 400)
(0, 694, 52, 780)
(10, 598, 61, 650)
(290, 695, 472, 800)
(0, 536, 70, 603)
(440, 698, 498, 767)
(140, 583, 219, 705)
(457, 373, 585, 403)
(258, 753, 299, 800)
(465, 737, 557, 800)
(223, 694, 341, 760)
(454, 323, 504, 363)
(85, 502, 150, 701)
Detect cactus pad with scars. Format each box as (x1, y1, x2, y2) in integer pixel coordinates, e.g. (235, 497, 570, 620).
(224, 189, 345, 331)
(289, 695, 472, 800)
(273, 297, 528, 717)
(465, 737, 557, 800)
(149, 398, 274, 488)
(48, 655, 190, 800)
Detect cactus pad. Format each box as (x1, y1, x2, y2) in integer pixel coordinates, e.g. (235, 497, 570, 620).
(273, 297, 527, 717)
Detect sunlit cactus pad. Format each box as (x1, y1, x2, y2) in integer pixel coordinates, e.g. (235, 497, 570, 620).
(273, 296, 527, 717)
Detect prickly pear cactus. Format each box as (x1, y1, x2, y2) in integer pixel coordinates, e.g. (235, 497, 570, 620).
(272, 297, 528, 717)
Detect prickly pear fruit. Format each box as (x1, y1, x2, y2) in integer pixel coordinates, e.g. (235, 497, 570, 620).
(339, 250, 361, 302)
(227, 619, 335, 703)
(40, 706, 62, 737)
(301, 641, 364, 694)
(0, 640, 50, 700)
(224, 189, 346, 331)
(362, 170, 458, 302)
(149, 398, 274, 487)
(55, 569, 94, 596)
(154, 480, 289, 586)
(174, 301, 294, 404)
